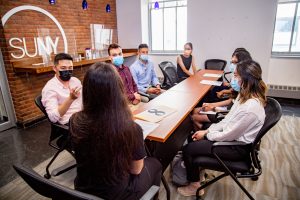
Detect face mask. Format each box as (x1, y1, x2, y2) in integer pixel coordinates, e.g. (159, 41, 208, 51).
(59, 70, 72, 81)
(140, 54, 148, 61)
(229, 63, 237, 73)
(230, 78, 241, 92)
(112, 56, 124, 67)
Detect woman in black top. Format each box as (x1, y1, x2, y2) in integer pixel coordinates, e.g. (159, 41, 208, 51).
(70, 62, 162, 200)
(177, 42, 197, 81)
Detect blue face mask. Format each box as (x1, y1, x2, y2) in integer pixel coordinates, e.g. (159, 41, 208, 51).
(229, 63, 237, 73)
(230, 78, 241, 92)
(140, 54, 149, 62)
(112, 56, 124, 67)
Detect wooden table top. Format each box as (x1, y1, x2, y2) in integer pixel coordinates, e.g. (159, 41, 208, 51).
(134, 69, 223, 142)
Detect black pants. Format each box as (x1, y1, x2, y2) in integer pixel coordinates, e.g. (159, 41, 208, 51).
(183, 139, 249, 182)
(129, 157, 162, 199)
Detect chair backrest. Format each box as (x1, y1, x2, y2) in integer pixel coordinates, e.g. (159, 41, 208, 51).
(204, 59, 227, 70)
(252, 97, 282, 147)
(35, 95, 48, 119)
(250, 97, 282, 169)
(158, 61, 179, 87)
(13, 164, 103, 200)
(35, 94, 68, 142)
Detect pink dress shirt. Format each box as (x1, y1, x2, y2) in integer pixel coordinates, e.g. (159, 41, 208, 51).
(41, 76, 82, 125)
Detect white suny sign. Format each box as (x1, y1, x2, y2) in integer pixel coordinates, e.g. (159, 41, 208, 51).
(9, 36, 59, 59)
(1, 5, 68, 59)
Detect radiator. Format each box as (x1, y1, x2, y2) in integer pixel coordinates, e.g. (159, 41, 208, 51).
(267, 84, 300, 99)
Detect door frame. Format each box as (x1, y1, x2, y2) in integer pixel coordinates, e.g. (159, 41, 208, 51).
(0, 49, 16, 132)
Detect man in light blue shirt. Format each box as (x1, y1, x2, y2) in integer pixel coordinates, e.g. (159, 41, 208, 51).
(130, 44, 161, 99)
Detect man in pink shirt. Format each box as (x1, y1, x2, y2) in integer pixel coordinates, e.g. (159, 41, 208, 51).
(42, 53, 82, 125)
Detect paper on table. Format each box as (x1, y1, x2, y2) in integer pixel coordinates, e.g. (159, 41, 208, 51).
(203, 73, 222, 78)
(199, 106, 227, 115)
(215, 106, 228, 112)
(134, 119, 160, 139)
(134, 105, 177, 123)
(200, 80, 222, 86)
(199, 110, 216, 115)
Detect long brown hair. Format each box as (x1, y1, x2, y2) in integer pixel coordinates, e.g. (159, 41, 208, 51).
(236, 60, 267, 105)
(71, 62, 138, 184)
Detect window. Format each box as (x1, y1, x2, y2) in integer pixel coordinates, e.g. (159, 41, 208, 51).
(148, 0, 187, 53)
(272, 1, 300, 56)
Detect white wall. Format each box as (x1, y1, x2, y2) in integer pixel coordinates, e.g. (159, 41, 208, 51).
(116, 0, 142, 48)
(117, 0, 300, 87)
(188, 0, 277, 82)
(268, 58, 300, 86)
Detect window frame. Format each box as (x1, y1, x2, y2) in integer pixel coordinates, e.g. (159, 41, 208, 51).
(148, 0, 187, 54)
(272, 1, 300, 58)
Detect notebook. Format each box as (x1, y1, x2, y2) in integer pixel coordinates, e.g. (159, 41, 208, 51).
(203, 73, 222, 78)
(134, 105, 177, 123)
(200, 80, 222, 86)
(134, 119, 160, 139)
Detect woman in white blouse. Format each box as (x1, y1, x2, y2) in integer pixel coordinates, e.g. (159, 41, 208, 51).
(177, 60, 267, 197)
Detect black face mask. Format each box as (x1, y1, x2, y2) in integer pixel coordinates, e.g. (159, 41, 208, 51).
(59, 70, 73, 81)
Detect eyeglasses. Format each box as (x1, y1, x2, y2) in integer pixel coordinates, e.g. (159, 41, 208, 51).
(184, 48, 191, 51)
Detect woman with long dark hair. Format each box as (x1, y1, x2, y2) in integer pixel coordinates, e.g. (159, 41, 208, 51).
(177, 60, 267, 197)
(70, 62, 162, 199)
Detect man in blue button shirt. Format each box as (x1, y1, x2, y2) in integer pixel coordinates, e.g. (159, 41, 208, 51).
(130, 44, 161, 100)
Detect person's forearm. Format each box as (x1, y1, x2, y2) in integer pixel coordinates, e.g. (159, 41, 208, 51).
(192, 65, 197, 74)
(223, 89, 233, 94)
(213, 98, 232, 107)
(184, 69, 192, 76)
(58, 97, 74, 117)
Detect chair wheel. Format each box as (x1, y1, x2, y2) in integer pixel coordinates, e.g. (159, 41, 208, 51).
(44, 174, 51, 179)
(251, 177, 258, 181)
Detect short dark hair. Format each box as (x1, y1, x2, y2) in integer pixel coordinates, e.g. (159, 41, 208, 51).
(54, 53, 73, 66)
(138, 43, 149, 50)
(232, 48, 252, 63)
(108, 43, 121, 56)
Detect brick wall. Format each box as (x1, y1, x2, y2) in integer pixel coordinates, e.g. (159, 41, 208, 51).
(0, 0, 118, 127)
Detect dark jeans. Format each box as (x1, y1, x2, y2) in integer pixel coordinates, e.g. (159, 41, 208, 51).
(182, 139, 249, 182)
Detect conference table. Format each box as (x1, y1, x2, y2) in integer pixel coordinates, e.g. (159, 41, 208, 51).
(133, 69, 223, 199)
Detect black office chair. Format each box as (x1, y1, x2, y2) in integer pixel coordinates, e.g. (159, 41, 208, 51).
(204, 59, 227, 71)
(13, 164, 160, 200)
(35, 95, 76, 179)
(193, 97, 282, 200)
(158, 61, 179, 89)
(13, 164, 103, 200)
(223, 71, 232, 83)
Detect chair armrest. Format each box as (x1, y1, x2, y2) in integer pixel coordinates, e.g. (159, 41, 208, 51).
(223, 72, 232, 83)
(53, 123, 69, 130)
(140, 185, 160, 200)
(211, 141, 249, 153)
(213, 141, 248, 146)
(138, 92, 150, 98)
(215, 111, 229, 121)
